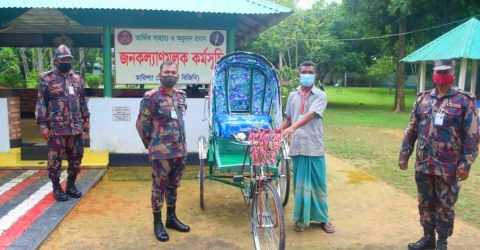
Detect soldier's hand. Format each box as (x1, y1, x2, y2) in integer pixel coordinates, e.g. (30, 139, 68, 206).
(40, 128, 49, 140)
(457, 168, 469, 181)
(398, 161, 408, 170)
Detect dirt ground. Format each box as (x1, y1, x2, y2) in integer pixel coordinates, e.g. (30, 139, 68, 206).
(41, 155, 480, 250)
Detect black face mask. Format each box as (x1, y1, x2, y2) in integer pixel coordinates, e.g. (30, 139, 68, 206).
(57, 63, 72, 73)
(160, 76, 178, 88)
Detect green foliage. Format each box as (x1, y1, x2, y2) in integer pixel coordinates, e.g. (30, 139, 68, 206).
(95, 56, 103, 65)
(0, 48, 23, 88)
(278, 66, 298, 82)
(388, 0, 413, 16)
(244, 1, 378, 84)
(0, 47, 105, 88)
(272, 0, 295, 9)
(85, 73, 103, 88)
(245, 0, 480, 87)
(26, 70, 40, 88)
(367, 56, 396, 83)
(278, 66, 297, 107)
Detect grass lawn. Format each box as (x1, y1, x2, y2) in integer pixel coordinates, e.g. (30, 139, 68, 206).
(322, 87, 480, 227)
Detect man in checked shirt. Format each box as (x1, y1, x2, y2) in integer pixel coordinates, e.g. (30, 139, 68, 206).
(399, 60, 479, 250)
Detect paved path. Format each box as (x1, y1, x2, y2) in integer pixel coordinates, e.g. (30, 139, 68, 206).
(0, 169, 105, 250)
(41, 155, 480, 249)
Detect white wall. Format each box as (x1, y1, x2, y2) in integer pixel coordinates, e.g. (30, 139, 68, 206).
(89, 97, 209, 153)
(0, 98, 10, 152)
(184, 98, 210, 152)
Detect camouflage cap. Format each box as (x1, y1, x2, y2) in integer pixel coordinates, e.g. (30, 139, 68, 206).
(433, 60, 455, 71)
(54, 44, 73, 60)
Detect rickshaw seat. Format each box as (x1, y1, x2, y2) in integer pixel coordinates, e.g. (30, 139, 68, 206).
(214, 114, 272, 138)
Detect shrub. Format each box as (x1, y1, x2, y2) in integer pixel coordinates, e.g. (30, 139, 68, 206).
(85, 73, 103, 88)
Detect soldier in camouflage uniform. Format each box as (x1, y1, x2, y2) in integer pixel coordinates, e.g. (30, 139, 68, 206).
(399, 60, 479, 250)
(35, 44, 89, 202)
(136, 61, 190, 242)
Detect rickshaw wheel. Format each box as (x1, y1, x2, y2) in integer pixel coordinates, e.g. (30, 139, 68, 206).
(277, 158, 290, 207)
(199, 158, 205, 210)
(251, 182, 286, 250)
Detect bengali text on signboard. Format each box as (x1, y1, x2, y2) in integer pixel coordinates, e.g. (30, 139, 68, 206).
(114, 28, 226, 84)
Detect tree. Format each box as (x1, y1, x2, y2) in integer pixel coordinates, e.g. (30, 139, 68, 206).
(18, 48, 30, 85)
(343, 0, 480, 111)
(0, 48, 23, 88)
(244, 1, 368, 85)
(388, 0, 412, 112)
(367, 56, 396, 84)
(36, 48, 45, 73)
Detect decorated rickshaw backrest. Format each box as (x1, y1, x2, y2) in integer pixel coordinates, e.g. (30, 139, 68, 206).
(212, 53, 279, 116)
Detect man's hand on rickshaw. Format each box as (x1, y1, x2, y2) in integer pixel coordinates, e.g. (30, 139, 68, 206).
(282, 126, 296, 139)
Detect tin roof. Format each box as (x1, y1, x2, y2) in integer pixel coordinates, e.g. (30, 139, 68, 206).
(0, 0, 291, 15)
(402, 18, 480, 62)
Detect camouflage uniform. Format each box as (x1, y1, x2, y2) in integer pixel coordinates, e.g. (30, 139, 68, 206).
(35, 61, 89, 182)
(399, 88, 479, 237)
(136, 87, 187, 212)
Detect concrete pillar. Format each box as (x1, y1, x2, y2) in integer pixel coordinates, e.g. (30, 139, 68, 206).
(103, 26, 113, 97)
(0, 98, 11, 152)
(471, 60, 477, 96)
(458, 58, 468, 90)
(419, 62, 426, 92)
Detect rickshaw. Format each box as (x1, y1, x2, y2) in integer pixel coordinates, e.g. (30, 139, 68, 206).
(198, 52, 290, 250)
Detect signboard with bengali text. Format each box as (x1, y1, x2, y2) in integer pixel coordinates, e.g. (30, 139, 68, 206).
(114, 28, 226, 84)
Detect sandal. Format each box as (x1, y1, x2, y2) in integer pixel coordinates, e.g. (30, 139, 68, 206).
(294, 222, 305, 232)
(320, 222, 335, 234)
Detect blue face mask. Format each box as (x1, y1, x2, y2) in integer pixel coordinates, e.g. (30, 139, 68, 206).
(300, 74, 315, 87)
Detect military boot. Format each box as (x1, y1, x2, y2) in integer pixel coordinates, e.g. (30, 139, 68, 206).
(408, 228, 436, 250)
(436, 232, 448, 250)
(166, 206, 190, 232)
(52, 179, 68, 202)
(153, 212, 169, 242)
(66, 175, 82, 198)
